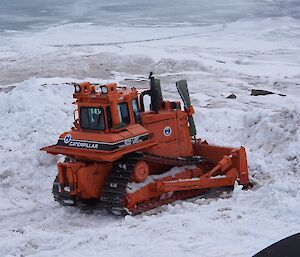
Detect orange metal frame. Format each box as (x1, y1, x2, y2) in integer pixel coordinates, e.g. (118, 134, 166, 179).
(125, 140, 248, 211)
(41, 81, 249, 213)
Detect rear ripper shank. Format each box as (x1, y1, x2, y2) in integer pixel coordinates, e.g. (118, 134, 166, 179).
(41, 75, 250, 215)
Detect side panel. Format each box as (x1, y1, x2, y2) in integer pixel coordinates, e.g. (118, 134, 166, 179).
(142, 111, 193, 158)
(143, 117, 179, 157)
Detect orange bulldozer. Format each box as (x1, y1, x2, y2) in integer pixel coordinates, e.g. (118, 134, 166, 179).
(41, 73, 250, 215)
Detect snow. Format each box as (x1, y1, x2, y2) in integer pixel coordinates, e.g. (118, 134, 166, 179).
(0, 12, 300, 257)
(127, 165, 196, 193)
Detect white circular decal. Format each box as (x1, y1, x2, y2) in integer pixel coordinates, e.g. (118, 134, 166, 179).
(163, 126, 172, 137)
(64, 134, 72, 144)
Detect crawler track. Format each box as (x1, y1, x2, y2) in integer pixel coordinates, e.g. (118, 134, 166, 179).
(52, 153, 214, 215)
(99, 153, 142, 215)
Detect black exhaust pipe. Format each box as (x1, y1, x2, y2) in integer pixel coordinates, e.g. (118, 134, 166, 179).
(149, 72, 162, 114)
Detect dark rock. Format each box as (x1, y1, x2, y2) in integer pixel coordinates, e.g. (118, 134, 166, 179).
(227, 93, 237, 99)
(251, 89, 286, 97)
(251, 89, 274, 96)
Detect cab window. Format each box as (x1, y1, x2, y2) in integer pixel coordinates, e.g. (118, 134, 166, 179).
(118, 103, 130, 125)
(80, 107, 105, 130)
(132, 99, 141, 123)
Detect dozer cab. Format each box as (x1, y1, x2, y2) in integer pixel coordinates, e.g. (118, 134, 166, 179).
(41, 74, 250, 215)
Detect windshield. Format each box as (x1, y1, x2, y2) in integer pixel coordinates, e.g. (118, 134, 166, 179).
(80, 107, 105, 130)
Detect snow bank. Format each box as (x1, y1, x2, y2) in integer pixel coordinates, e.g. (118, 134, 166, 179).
(0, 16, 300, 257)
(0, 79, 73, 213)
(0, 74, 299, 257)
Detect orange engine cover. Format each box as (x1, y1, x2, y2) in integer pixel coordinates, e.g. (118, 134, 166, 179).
(141, 110, 193, 158)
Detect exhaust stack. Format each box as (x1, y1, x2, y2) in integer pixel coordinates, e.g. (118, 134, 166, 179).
(149, 72, 162, 114)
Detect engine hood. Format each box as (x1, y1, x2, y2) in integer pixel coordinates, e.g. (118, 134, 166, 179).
(40, 124, 156, 162)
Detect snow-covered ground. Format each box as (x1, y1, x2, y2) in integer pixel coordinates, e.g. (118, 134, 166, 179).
(0, 9, 300, 257)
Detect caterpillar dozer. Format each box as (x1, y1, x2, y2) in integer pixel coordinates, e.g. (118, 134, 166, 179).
(41, 74, 249, 215)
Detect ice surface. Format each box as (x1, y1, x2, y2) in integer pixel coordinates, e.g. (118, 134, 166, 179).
(0, 9, 300, 257)
(1, 0, 300, 32)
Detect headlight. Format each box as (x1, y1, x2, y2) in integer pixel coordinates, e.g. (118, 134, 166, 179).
(101, 86, 108, 94)
(95, 86, 102, 93)
(74, 84, 81, 93)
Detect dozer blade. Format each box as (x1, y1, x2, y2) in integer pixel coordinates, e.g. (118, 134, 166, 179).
(125, 141, 250, 215)
(176, 80, 197, 137)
